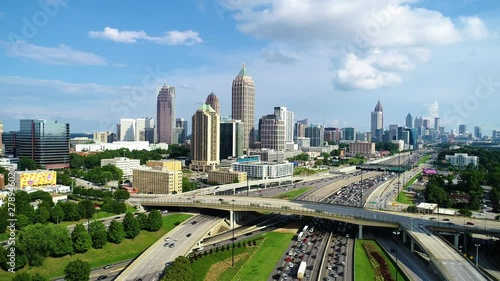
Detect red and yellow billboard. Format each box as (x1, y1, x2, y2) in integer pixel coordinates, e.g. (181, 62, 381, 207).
(17, 171, 57, 188)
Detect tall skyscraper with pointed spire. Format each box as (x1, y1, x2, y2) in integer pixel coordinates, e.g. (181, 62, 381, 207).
(232, 64, 255, 150)
(406, 113, 413, 128)
(206, 92, 220, 116)
(157, 85, 175, 143)
(371, 100, 383, 141)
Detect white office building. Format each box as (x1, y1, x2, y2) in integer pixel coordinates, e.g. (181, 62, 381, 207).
(231, 161, 293, 179)
(101, 157, 141, 180)
(445, 153, 479, 167)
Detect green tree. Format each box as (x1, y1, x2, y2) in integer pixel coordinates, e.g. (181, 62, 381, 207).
(71, 224, 92, 253)
(64, 259, 90, 281)
(70, 154, 85, 169)
(0, 242, 28, 271)
(18, 224, 52, 266)
(78, 199, 96, 219)
(107, 220, 125, 244)
(137, 213, 149, 230)
(61, 202, 81, 221)
(18, 157, 37, 170)
(34, 204, 51, 224)
(11, 272, 33, 281)
(48, 224, 73, 257)
(147, 210, 163, 231)
(50, 204, 64, 224)
(113, 189, 130, 202)
(29, 191, 55, 207)
(89, 221, 107, 249)
(182, 177, 197, 192)
(122, 213, 141, 239)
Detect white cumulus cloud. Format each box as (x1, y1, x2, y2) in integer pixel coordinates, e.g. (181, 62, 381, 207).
(218, 0, 493, 91)
(88, 27, 203, 46)
(2, 41, 107, 65)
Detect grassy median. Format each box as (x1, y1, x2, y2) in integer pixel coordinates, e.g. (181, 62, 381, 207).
(273, 187, 311, 200)
(0, 213, 192, 280)
(355, 240, 407, 281)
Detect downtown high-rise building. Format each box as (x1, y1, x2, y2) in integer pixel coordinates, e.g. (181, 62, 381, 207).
(220, 119, 244, 160)
(273, 106, 294, 143)
(157, 85, 176, 144)
(118, 118, 136, 141)
(136, 117, 155, 143)
(306, 125, 325, 147)
(459, 124, 467, 135)
(474, 126, 482, 139)
(205, 92, 220, 116)
(434, 117, 440, 131)
(294, 119, 308, 141)
(258, 113, 285, 151)
(342, 127, 356, 141)
(370, 100, 383, 141)
(405, 113, 413, 128)
(190, 104, 220, 172)
(173, 118, 188, 144)
(232, 64, 255, 151)
(0, 120, 3, 156)
(16, 119, 70, 169)
(389, 124, 399, 141)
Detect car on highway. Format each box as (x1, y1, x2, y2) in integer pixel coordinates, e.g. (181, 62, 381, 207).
(191, 221, 197, 225)
(186, 233, 192, 237)
(169, 243, 175, 248)
(162, 210, 169, 214)
(466, 222, 474, 225)
(164, 243, 170, 247)
(442, 218, 450, 221)
(164, 237, 171, 241)
(103, 264, 114, 269)
(97, 276, 107, 280)
(213, 243, 219, 246)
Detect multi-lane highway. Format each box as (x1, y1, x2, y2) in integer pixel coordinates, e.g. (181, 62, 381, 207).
(140, 195, 498, 281)
(116, 214, 222, 281)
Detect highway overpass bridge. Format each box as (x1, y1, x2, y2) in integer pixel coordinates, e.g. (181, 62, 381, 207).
(135, 195, 499, 281)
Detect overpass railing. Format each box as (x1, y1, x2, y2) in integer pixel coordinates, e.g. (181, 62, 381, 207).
(140, 198, 400, 226)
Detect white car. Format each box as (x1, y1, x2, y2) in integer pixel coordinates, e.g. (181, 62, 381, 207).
(164, 237, 171, 241)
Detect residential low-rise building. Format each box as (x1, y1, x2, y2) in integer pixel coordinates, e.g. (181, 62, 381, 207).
(231, 161, 293, 179)
(208, 168, 247, 184)
(132, 167, 182, 194)
(101, 157, 141, 180)
(445, 153, 479, 167)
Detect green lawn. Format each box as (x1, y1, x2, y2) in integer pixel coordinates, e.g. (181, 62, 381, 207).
(191, 244, 258, 281)
(417, 155, 431, 166)
(233, 232, 295, 281)
(403, 172, 422, 189)
(355, 240, 407, 281)
(355, 240, 376, 281)
(272, 187, 311, 200)
(0, 213, 192, 280)
(396, 191, 414, 204)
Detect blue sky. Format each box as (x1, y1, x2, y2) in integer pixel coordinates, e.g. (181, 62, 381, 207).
(1, 0, 499, 136)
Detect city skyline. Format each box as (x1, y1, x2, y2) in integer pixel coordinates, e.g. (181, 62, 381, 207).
(1, 1, 500, 133)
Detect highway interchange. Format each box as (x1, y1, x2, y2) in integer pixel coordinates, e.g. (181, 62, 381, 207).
(74, 152, 499, 281)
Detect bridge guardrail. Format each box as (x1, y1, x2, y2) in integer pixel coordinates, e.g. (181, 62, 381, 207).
(140, 198, 402, 226)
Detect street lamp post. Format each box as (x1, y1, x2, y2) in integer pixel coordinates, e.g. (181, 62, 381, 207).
(474, 243, 481, 267)
(232, 199, 235, 267)
(393, 230, 401, 281)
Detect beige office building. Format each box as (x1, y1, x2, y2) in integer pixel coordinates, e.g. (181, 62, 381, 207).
(208, 169, 247, 185)
(190, 104, 220, 172)
(232, 64, 255, 150)
(146, 159, 182, 171)
(132, 167, 182, 194)
(349, 142, 375, 156)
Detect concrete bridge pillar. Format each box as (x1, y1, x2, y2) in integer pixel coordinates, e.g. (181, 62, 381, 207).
(229, 210, 234, 228)
(410, 238, 415, 253)
(454, 234, 459, 249)
(403, 231, 407, 244)
(358, 225, 363, 240)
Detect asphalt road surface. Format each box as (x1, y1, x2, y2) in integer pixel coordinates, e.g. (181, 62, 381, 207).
(116, 214, 222, 281)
